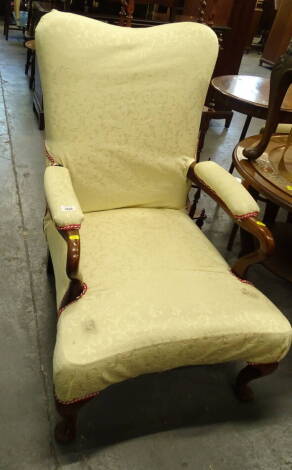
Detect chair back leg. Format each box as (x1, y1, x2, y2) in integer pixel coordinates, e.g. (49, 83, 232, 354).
(234, 362, 278, 402)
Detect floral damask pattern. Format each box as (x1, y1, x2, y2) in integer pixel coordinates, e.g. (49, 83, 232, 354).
(36, 12, 219, 213)
(47, 209, 291, 402)
(38, 13, 292, 403)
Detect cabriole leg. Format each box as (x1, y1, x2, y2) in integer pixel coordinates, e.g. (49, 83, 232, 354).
(55, 396, 94, 444)
(234, 362, 278, 402)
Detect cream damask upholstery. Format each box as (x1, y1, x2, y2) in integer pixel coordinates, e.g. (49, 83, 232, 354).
(44, 209, 291, 403)
(37, 11, 218, 212)
(36, 11, 291, 404)
(44, 166, 84, 228)
(194, 161, 259, 218)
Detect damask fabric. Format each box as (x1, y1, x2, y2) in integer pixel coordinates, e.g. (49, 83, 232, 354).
(36, 11, 218, 212)
(45, 209, 292, 403)
(194, 161, 259, 218)
(44, 166, 84, 227)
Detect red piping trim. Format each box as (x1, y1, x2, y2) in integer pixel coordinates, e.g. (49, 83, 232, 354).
(55, 390, 99, 405)
(193, 171, 259, 221)
(56, 283, 94, 404)
(234, 211, 259, 220)
(45, 147, 59, 166)
(57, 224, 81, 231)
(58, 282, 88, 318)
(230, 270, 253, 286)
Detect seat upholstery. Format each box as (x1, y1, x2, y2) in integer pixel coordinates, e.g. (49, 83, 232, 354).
(45, 209, 291, 403)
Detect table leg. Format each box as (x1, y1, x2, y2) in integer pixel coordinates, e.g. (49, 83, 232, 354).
(229, 115, 252, 174)
(239, 115, 252, 142)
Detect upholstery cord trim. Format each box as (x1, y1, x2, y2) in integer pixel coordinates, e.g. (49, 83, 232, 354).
(54, 358, 277, 404)
(58, 282, 88, 318)
(234, 211, 259, 220)
(57, 224, 81, 231)
(55, 390, 99, 405)
(230, 270, 253, 286)
(193, 171, 259, 220)
(45, 146, 62, 166)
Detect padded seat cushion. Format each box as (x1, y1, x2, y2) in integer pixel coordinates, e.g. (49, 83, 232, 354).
(45, 209, 291, 403)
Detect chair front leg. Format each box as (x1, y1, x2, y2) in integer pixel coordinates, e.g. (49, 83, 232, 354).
(55, 396, 95, 444)
(234, 363, 278, 402)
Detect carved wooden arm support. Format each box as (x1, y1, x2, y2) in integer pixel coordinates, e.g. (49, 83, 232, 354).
(243, 40, 292, 160)
(58, 228, 84, 309)
(230, 217, 275, 278)
(187, 161, 275, 278)
(59, 229, 81, 279)
(44, 166, 85, 309)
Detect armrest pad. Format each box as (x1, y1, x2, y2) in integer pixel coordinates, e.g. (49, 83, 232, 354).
(44, 166, 84, 229)
(193, 161, 259, 219)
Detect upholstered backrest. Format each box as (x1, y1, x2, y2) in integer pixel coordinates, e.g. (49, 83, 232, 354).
(36, 11, 218, 212)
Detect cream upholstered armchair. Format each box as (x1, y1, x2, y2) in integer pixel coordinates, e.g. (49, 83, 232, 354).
(36, 11, 291, 443)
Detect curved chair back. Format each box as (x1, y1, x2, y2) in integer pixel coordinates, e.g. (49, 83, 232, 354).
(36, 11, 218, 212)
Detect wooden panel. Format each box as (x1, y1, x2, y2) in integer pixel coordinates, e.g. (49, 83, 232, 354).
(245, 6, 263, 49)
(213, 0, 233, 25)
(182, 0, 200, 17)
(182, 0, 233, 25)
(215, 0, 257, 76)
(261, 0, 292, 66)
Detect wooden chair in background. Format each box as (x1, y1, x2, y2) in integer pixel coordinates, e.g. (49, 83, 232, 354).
(3, 0, 28, 40)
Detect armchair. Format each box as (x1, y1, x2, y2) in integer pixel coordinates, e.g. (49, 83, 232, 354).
(36, 11, 291, 444)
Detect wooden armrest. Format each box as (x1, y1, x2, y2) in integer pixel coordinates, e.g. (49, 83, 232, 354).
(187, 163, 275, 278)
(58, 229, 84, 310)
(231, 218, 275, 278)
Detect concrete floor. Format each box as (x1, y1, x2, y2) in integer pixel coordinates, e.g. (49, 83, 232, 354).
(1, 27, 292, 470)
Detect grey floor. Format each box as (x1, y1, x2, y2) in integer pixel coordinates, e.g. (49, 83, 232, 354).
(1, 27, 292, 470)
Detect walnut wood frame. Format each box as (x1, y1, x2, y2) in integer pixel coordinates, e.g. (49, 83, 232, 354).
(58, 228, 84, 310)
(187, 162, 275, 279)
(234, 362, 278, 402)
(55, 395, 95, 444)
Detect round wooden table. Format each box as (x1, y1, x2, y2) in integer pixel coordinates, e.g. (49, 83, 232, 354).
(233, 134, 292, 282)
(212, 75, 292, 143)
